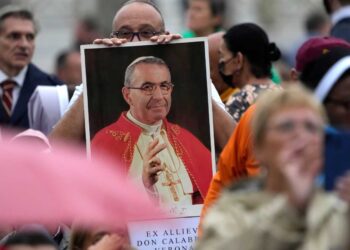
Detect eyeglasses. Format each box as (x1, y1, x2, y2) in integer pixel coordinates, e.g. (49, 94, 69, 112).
(268, 120, 324, 135)
(110, 29, 163, 41)
(127, 82, 174, 95)
(325, 98, 350, 111)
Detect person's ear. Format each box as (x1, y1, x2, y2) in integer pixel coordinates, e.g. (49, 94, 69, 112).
(235, 52, 244, 70)
(290, 68, 299, 81)
(122, 86, 132, 106)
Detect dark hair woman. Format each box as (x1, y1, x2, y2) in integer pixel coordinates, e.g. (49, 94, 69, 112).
(219, 23, 281, 122)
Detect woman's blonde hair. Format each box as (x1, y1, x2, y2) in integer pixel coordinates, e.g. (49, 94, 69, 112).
(252, 84, 327, 147)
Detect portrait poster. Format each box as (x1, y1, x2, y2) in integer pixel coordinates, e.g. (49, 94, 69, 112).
(82, 38, 215, 220)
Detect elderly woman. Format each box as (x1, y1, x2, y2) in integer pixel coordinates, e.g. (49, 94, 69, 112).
(197, 86, 350, 250)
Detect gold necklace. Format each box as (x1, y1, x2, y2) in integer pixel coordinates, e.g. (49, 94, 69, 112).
(158, 132, 182, 174)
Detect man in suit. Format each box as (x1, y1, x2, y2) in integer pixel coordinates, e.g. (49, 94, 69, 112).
(0, 5, 61, 130)
(324, 0, 350, 42)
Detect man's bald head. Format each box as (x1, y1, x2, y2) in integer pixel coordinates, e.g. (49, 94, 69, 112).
(208, 31, 224, 56)
(112, 0, 165, 34)
(208, 31, 227, 94)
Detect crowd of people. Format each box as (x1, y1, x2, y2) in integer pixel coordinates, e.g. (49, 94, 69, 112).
(1, 0, 350, 249)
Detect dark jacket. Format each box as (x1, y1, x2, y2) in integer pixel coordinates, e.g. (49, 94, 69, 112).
(331, 17, 350, 43)
(0, 63, 62, 130)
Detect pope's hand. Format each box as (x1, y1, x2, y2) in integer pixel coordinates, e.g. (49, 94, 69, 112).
(142, 138, 167, 189)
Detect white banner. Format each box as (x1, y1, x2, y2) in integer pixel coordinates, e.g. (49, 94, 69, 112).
(128, 216, 199, 250)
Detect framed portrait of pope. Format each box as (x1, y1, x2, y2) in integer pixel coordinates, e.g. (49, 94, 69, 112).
(82, 38, 215, 217)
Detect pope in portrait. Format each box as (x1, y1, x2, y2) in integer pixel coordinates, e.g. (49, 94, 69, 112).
(91, 56, 212, 206)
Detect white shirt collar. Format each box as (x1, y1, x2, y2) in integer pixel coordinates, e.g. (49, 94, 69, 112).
(331, 6, 350, 25)
(126, 111, 162, 136)
(0, 66, 28, 86)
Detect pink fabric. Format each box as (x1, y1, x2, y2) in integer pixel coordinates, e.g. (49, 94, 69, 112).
(10, 129, 52, 151)
(0, 136, 161, 229)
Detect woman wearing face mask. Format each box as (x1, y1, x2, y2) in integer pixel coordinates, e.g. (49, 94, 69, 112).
(219, 23, 281, 122)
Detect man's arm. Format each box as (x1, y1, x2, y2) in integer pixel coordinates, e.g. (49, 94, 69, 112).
(48, 94, 85, 143)
(212, 99, 236, 150)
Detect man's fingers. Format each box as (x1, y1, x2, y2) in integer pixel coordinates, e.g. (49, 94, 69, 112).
(93, 38, 104, 44)
(143, 166, 161, 188)
(101, 38, 114, 46)
(111, 37, 128, 45)
(146, 138, 160, 153)
(148, 142, 167, 158)
(96, 33, 182, 46)
(148, 164, 164, 175)
(164, 34, 182, 43)
(173, 34, 182, 39)
(148, 157, 161, 167)
(150, 33, 182, 43)
(150, 36, 158, 42)
(147, 157, 164, 174)
(92, 38, 127, 46)
(157, 35, 167, 44)
(164, 35, 173, 43)
(149, 35, 166, 43)
(146, 138, 166, 157)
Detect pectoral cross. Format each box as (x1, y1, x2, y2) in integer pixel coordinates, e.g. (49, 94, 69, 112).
(162, 163, 181, 202)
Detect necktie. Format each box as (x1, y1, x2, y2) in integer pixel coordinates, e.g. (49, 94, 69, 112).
(1, 80, 16, 120)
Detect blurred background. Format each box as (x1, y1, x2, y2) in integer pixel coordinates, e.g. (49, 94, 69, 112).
(1, 0, 327, 73)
